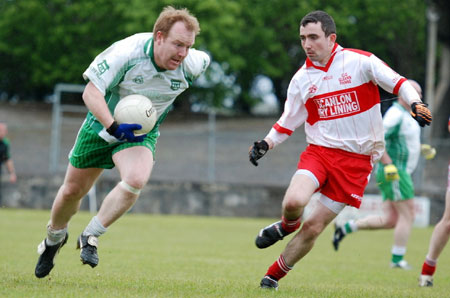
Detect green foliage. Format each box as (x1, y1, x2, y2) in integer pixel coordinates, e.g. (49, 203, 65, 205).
(2, 208, 450, 297)
(0, 0, 428, 112)
(0, 0, 127, 98)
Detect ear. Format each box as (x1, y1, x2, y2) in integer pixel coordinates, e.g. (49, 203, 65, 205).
(329, 33, 337, 44)
(155, 31, 164, 44)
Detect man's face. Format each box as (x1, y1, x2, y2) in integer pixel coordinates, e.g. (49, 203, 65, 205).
(154, 21, 195, 70)
(300, 22, 336, 65)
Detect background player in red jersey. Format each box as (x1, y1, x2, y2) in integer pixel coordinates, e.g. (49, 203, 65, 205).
(249, 10, 432, 290)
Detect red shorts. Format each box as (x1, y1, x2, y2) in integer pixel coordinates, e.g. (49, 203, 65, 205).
(297, 144, 373, 208)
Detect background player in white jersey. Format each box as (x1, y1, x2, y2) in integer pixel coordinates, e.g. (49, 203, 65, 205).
(419, 117, 450, 287)
(35, 6, 210, 278)
(332, 80, 436, 270)
(248, 10, 432, 290)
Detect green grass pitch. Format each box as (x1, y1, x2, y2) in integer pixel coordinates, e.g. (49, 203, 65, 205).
(1, 208, 449, 297)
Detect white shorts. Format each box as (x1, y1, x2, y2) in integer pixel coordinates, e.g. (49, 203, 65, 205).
(318, 193, 346, 214)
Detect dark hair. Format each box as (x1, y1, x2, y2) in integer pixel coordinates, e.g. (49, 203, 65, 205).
(300, 10, 336, 37)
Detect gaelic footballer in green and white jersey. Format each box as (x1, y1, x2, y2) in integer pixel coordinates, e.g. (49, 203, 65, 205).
(383, 102, 421, 174)
(82, 32, 210, 143)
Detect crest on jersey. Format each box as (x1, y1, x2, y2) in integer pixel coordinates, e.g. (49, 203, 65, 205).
(308, 84, 317, 94)
(97, 60, 109, 75)
(339, 73, 352, 85)
(170, 79, 182, 91)
(133, 75, 144, 84)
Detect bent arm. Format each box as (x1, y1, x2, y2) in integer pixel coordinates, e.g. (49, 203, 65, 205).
(82, 82, 115, 129)
(265, 79, 306, 148)
(398, 81, 422, 105)
(379, 151, 393, 166)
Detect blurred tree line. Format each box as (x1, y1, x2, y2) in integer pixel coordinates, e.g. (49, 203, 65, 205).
(0, 0, 447, 134)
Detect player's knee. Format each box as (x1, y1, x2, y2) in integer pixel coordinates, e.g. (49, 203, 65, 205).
(119, 180, 142, 195)
(60, 183, 87, 201)
(283, 200, 302, 213)
(283, 194, 307, 212)
(407, 204, 416, 221)
(122, 172, 149, 189)
(385, 217, 397, 229)
(441, 220, 450, 234)
(300, 221, 322, 240)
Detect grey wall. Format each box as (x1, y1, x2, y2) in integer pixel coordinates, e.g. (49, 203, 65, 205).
(0, 173, 446, 224)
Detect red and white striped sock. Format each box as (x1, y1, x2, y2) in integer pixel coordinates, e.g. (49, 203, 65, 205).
(421, 257, 436, 276)
(281, 216, 301, 233)
(265, 254, 293, 281)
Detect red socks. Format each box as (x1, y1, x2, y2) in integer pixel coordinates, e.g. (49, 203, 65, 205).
(265, 255, 292, 280)
(264, 217, 299, 281)
(421, 259, 436, 276)
(281, 216, 301, 233)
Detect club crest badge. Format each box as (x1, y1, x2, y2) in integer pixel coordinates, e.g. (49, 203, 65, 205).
(97, 60, 109, 75)
(308, 84, 317, 94)
(170, 79, 182, 91)
(132, 75, 144, 84)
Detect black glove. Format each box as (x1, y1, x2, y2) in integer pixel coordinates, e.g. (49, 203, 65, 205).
(107, 121, 146, 142)
(411, 102, 432, 127)
(249, 140, 269, 166)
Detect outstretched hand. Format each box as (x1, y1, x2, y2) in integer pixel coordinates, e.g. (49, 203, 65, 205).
(107, 121, 146, 142)
(420, 144, 436, 160)
(249, 140, 269, 166)
(411, 102, 432, 127)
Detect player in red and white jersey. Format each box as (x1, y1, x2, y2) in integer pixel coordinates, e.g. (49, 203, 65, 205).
(249, 10, 432, 290)
(270, 44, 406, 162)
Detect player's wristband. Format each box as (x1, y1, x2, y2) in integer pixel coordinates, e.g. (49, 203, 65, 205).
(106, 121, 119, 136)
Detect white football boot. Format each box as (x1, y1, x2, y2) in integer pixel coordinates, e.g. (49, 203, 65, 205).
(418, 275, 433, 287)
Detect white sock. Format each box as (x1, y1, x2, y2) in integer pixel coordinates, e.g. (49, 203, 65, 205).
(83, 216, 107, 237)
(392, 245, 406, 256)
(46, 226, 67, 246)
(343, 220, 358, 234)
(348, 220, 358, 233)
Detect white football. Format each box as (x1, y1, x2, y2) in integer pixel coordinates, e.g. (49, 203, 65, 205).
(114, 94, 158, 136)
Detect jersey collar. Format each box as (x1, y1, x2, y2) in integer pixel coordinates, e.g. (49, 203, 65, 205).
(305, 43, 341, 72)
(144, 36, 166, 72)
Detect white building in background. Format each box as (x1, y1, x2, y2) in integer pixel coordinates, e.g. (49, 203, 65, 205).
(250, 75, 279, 115)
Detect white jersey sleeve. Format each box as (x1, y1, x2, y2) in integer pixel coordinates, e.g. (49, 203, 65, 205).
(398, 81, 422, 105)
(83, 33, 151, 96)
(367, 54, 405, 95)
(183, 49, 210, 85)
(266, 78, 308, 146)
